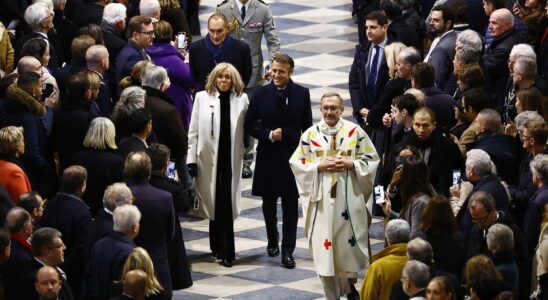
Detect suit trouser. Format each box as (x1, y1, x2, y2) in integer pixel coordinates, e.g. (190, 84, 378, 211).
(243, 87, 256, 167)
(262, 196, 298, 254)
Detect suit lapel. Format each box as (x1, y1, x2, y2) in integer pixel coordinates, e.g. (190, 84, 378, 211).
(242, 0, 256, 26)
(230, 1, 243, 24)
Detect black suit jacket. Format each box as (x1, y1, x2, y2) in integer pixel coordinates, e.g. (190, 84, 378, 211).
(188, 36, 252, 92)
(41, 192, 93, 299)
(387, 17, 420, 50)
(54, 58, 88, 102)
(73, 2, 103, 28)
(117, 136, 147, 160)
(3, 237, 33, 300)
(349, 39, 391, 124)
(127, 179, 176, 298)
(245, 80, 312, 199)
(89, 208, 114, 248)
(427, 30, 457, 93)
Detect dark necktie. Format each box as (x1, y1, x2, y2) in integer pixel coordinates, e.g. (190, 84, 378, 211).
(366, 45, 380, 107)
(276, 88, 286, 106)
(241, 5, 246, 22)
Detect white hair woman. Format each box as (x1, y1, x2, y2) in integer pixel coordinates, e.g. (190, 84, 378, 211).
(71, 117, 124, 216)
(111, 86, 147, 141)
(187, 62, 248, 267)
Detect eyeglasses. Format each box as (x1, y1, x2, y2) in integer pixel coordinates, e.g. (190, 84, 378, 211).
(139, 31, 155, 36)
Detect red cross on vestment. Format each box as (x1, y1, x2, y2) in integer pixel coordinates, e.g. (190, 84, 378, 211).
(324, 239, 332, 250)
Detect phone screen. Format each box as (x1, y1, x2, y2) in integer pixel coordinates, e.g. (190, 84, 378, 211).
(166, 161, 176, 179)
(452, 170, 461, 186)
(177, 32, 186, 49)
(374, 185, 385, 204)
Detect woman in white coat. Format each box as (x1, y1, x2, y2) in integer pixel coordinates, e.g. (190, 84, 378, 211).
(187, 62, 248, 267)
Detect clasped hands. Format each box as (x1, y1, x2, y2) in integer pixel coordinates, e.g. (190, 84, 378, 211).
(317, 156, 353, 173)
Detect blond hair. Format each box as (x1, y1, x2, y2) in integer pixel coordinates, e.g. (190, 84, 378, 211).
(384, 42, 406, 79)
(83, 117, 117, 150)
(204, 62, 244, 96)
(119, 60, 155, 89)
(158, 0, 179, 9)
(0, 126, 24, 155)
(121, 247, 163, 296)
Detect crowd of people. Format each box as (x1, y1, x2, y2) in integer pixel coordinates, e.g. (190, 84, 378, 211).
(0, 0, 545, 299)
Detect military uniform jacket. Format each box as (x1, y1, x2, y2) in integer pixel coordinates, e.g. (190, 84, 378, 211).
(217, 0, 280, 88)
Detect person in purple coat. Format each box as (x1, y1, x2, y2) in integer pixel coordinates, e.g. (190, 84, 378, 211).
(146, 20, 193, 131)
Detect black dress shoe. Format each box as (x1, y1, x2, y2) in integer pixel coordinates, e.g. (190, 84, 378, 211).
(219, 259, 233, 267)
(281, 254, 295, 269)
(267, 244, 280, 257)
(211, 251, 218, 258)
(346, 284, 359, 300)
(242, 166, 253, 178)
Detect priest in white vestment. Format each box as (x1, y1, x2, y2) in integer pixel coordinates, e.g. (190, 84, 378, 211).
(289, 92, 380, 299)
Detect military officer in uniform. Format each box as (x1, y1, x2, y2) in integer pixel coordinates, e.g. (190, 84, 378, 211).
(217, 0, 281, 179)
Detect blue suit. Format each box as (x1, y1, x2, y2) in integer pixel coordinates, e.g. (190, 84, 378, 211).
(523, 185, 548, 255)
(115, 40, 149, 85)
(82, 231, 136, 300)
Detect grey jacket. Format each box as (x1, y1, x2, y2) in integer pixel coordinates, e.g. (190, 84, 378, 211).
(217, 0, 280, 88)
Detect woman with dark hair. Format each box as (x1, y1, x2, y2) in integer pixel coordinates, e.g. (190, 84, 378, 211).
(78, 24, 105, 45)
(146, 20, 193, 130)
(426, 276, 457, 300)
(381, 155, 436, 236)
(383, 144, 421, 213)
(516, 87, 547, 119)
(513, 0, 547, 47)
(415, 195, 465, 278)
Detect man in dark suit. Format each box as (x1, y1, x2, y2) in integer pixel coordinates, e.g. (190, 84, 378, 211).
(411, 63, 456, 130)
(15, 3, 60, 71)
(245, 54, 312, 268)
(380, 0, 420, 50)
(146, 143, 193, 290)
(125, 151, 176, 298)
(188, 13, 252, 92)
(100, 3, 127, 96)
(86, 45, 113, 116)
(424, 5, 457, 94)
(115, 15, 154, 85)
(18, 227, 74, 300)
(349, 11, 391, 127)
(35, 266, 64, 300)
(41, 166, 93, 299)
(51, 72, 95, 170)
(2, 207, 34, 300)
(110, 269, 148, 300)
(89, 183, 134, 247)
(117, 108, 151, 159)
(482, 8, 527, 104)
(73, 0, 107, 28)
(82, 205, 140, 300)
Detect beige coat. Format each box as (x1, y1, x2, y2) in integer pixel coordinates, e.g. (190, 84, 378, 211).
(187, 90, 248, 220)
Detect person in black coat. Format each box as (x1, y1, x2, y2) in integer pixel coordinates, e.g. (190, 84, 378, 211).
(411, 63, 456, 131)
(2, 207, 34, 300)
(18, 227, 74, 300)
(470, 109, 519, 185)
(349, 11, 392, 126)
(380, 0, 420, 50)
(523, 154, 548, 256)
(108, 269, 148, 300)
(454, 149, 509, 236)
(188, 13, 252, 92)
(71, 118, 124, 216)
(245, 54, 312, 268)
(14, 3, 60, 72)
(387, 107, 464, 197)
(89, 183, 134, 247)
(73, 0, 106, 28)
(0, 185, 13, 228)
(41, 166, 93, 300)
(82, 205, 140, 300)
(117, 108, 151, 159)
(53, 4, 77, 64)
(100, 3, 127, 92)
(55, 35, 96, 103)
(482, 9, 528, 104)
(146, 143, 192, 290)
(125, 151, 176, 299)
(1, 72, 57, 198)
(352, 0, 380, 45)
(466, 192, 530, 299)
(51, 71, 96, 170)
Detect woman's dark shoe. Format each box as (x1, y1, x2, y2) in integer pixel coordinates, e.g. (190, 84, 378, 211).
(219, 259, 233, 267)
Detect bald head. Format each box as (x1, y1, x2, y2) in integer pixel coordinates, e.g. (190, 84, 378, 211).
(123, 269, 147, 300)
(86, 45, 109, 73)
(489, 9, 514, 37)
(35, 266, 61, 300)
(18, 56, 42, 74)
(6, 207, 32, 236)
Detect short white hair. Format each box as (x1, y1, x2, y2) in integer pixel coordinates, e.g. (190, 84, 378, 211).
(113, 205, 141, 234)
(466, 149, 493, 177)
(86, 45, 109, 67)
(510, 44, 537, 61)
(24, 3, 50, 31)
(140, 0, 160, 17)
(456, 29, 483, 53)
(492, 8, 514, 27)
(33, 0, 54, 14)
(385, 219, 410, 244)
(142, 66, 168, 89)
(515, 111, 544, 133)
(103, 3, 127, 25)
(403, 260, 430, 289)
(103, 183, 133, 211)
(514, 57, 537, 80)
(531, 154, 548, 183)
